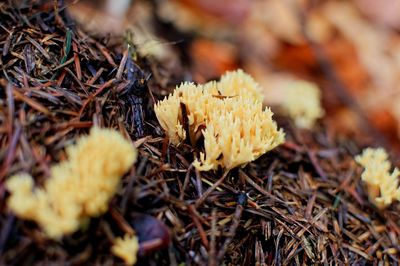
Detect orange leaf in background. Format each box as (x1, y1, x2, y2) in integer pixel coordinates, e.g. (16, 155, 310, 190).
(323, 37, 370, 95)
(273, 43, 316, 77)
(368, 110, 399, 144)
(179, 0, 251, 24)
(190, 39, 238, 83)
(274, 37, 369, 95)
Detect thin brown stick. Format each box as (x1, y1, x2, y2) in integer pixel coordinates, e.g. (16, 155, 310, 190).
(195, 170, 229, 208)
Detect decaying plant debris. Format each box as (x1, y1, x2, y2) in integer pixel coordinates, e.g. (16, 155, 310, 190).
(1, 1, 400, 265)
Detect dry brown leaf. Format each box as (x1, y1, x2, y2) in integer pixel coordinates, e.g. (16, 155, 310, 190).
(190, 39, 238, 82)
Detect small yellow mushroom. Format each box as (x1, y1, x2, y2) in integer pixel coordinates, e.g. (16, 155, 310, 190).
(6, 127, 137, 239)
(154, 69, 285, 171)
(281, 81, 324, 129)
(355, 147, 400, 209)
(111, 234, 140, 265)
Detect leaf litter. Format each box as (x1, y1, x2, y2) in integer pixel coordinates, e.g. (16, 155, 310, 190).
(0, 0, 400, 265)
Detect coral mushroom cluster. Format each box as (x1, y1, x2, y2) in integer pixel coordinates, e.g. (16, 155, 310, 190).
(155, 70, 285, 171)
(6, 127, 137, 239)
(355, 147, 400, 209)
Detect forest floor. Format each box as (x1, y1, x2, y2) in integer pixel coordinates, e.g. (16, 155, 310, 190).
(1, 1, 400, 265)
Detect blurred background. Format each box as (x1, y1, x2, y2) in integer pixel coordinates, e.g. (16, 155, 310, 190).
(66, 0, 400, 153)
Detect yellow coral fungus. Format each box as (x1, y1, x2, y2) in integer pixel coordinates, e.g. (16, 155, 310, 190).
(6, 127, 137, 239)
(154, 69, 285, 171)
(355, 147, 400, 209)
(153, 91, 186, 145)
(212, 69, 263, 101)
(281, 81, 324, 129)
(111, 234, 139, 265)
(193, 96, 284, 171)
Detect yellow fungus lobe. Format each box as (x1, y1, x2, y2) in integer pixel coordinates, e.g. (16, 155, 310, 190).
(154, 69, 285, 171)
(111, 234, 139, 265)
(355, 147, 400, 209)
(6, 127, 137, 239)
(281, 81, 324, 129)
